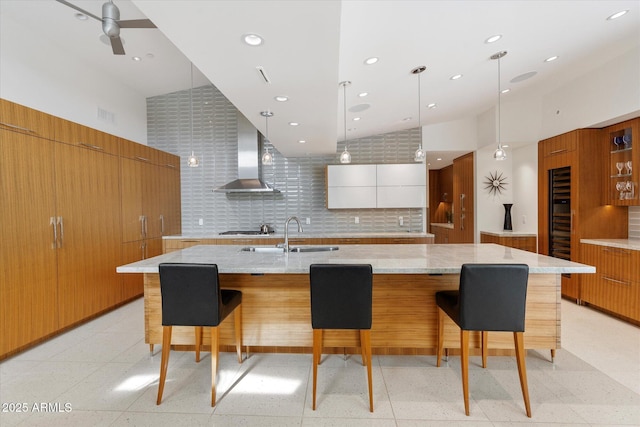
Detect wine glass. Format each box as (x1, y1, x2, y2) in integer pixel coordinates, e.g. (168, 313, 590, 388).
(626, 161, 632, 175)
(616, 162, 624, 175)
(613, 136, 621, 151)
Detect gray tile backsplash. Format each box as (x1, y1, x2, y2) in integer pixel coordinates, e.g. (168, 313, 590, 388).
(147, 85, 425, 235)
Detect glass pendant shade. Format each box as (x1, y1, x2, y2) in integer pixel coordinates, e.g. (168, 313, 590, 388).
(340, 148, 352, 164)
(187, 151, 199, 167)
(262, 147, 273, 165)
(494, 145, 506, 161)
(414, 144, 426, 162)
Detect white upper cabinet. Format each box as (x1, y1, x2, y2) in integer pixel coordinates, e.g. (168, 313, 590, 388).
(326, 165, 376, 209)
(326, 164, 426, 209)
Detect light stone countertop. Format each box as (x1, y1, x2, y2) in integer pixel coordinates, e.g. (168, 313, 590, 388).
(164, 232, 434, 240)
(117, 243, 594, 275)
(580, 238, 640, 251)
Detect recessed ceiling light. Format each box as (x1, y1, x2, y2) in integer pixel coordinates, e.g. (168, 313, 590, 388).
(298, 140, 306, 144)
(145, 53, 155, 59)
(402, 117, 412, 122)
(353, 117, 361, 121)
(502, 144, 510, 148)
(485, 34, 502, 44)
(501, 88, 510, 94)
(358, 92, 368, 97)
(544, 55, 559, 62)
(436, 158, 442, 161)
(132, 56, 141, 61)
(607, 10, 629, 20)
(427, 103, 437, 109)
(242, 33, 263, 46)
(274, 96, 288, 102)
(450, 74, 463, 80)
(364, 57, 379, 65)
(74, 13, 88, 21)
(289, 122, 299, 126)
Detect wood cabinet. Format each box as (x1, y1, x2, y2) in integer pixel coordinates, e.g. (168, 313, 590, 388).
(605, 118, 639, 206)
(480, 232, 537, 253)
(580, 243, 639, 322)
(431, 224, 452, 244)
(538, 129, 627, 300)
(450, 152, 474, 243)
(0, 99, 182, 359)
(0, 130, 59, 356)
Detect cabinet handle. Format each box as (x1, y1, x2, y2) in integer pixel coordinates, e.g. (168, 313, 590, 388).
(602, 276, 631, 286)
(0, 121, 36, 134)
(180, 239, 201, 243)
(549, 149, 567, 155)
(160, 215, 165, 235)
(139, 216, 145, 238)
(603, 247, 630, 255)
(141, 242, 146, 260)
(165, 164, 176, 168)
(135, 156, 150, 162)
(79, 142, 104, 151)
(144, 216, 148, 237)
(50, 217, 57, 249)
(57, 216, 64, 248)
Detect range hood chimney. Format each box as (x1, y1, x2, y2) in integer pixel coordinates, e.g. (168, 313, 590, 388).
(214, 112, 279, 193)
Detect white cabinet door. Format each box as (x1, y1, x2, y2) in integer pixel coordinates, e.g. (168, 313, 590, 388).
(377, 164, 426, 186)
(376, 163, 426, 208)
(327, 165, 377, 209)
(327, 164, 376, 186)
(328, 186, 377, 209)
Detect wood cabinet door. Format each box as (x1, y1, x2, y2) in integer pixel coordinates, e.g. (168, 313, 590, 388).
(451, 152, 474, 243)
(156, 164, 181, 236)
(54, 143, 122, 328)
(0, 99, 55, 139)
(121, 157, 145, 242)
(0, 130, 58, 356)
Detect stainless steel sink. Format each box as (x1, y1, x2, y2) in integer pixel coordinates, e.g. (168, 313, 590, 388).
(240, 246, 339, 253)
(240, 247, 285, 253)
(289, 246, 339, 252)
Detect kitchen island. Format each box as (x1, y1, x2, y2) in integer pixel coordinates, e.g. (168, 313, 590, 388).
(117, 243, 594, 356)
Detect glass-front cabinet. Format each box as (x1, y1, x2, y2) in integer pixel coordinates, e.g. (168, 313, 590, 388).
(607, 118, 639, 206)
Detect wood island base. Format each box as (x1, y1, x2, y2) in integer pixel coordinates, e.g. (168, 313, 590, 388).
(143, 272, 560, 357)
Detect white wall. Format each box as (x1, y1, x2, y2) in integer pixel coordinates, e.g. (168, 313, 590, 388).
(0, 18, 148, 143)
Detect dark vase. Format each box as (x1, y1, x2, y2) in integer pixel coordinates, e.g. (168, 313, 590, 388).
(503, 203, 513, 231)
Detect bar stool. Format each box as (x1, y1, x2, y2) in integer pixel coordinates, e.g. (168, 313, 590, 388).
(156, 263, 243, 407)
(435, 263, 531, 417)
(309, 264, 374, 412)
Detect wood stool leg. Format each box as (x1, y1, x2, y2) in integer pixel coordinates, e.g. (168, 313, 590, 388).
(461, 330, 470, 416)
(514, 332, 532, 417)
(436, 308, 445, 367)
(156, 326, 172, 405)
(234, 304, 243, 363)
(360, 329, 374, 412)
(481, 331, 488, 368)
(195, 326, 203, 362)
(550, 349, 555, 362)
(149, 344, 154, 356)
(210, 326, 220, 407)
(312, 329, 323, 410)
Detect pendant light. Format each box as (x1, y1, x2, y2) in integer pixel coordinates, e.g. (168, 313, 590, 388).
(491, 51, 508, 161)
(411, 66, 427, 162)
(339, 80, 351, 164)
(260, 110, 274, 165)
(187, 62, 200, 167)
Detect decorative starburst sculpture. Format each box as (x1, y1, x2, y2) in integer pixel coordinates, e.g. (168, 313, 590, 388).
(484, 170, 508, 196)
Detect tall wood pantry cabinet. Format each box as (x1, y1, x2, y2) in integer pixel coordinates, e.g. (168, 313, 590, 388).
(537, 128, 627, 300)
(0, 99, 181, 359)
(450, 152, 475, 243)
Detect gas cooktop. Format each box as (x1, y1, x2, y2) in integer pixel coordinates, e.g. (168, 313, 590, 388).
(219, 230, 273, 235)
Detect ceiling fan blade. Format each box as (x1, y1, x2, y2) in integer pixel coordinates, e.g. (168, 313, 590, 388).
(54, 0, 102, 22)
(110, 36, 125, 55)
(117, 19, 156, 29)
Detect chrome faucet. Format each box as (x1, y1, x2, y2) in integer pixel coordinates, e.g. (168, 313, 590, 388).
(283, 216, 303, 252)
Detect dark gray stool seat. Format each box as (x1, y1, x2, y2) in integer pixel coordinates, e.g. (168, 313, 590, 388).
(310, 264, 373, 412)
(435, 263, 531, 417)
(156, 263, 243, 407)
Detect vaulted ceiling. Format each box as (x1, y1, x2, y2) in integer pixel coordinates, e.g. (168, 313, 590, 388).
(2, 1, 639, 163)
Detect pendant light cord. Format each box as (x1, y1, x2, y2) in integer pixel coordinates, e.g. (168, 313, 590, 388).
(497, 54, 501, 148)
(343, 81, 347, 149)
(190, 62, 194, 153)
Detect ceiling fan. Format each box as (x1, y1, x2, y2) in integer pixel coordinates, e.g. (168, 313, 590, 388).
(55, 0, 157, 55)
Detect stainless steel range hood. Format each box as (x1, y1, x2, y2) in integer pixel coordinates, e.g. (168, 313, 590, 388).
(215, 112, 279, 193)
